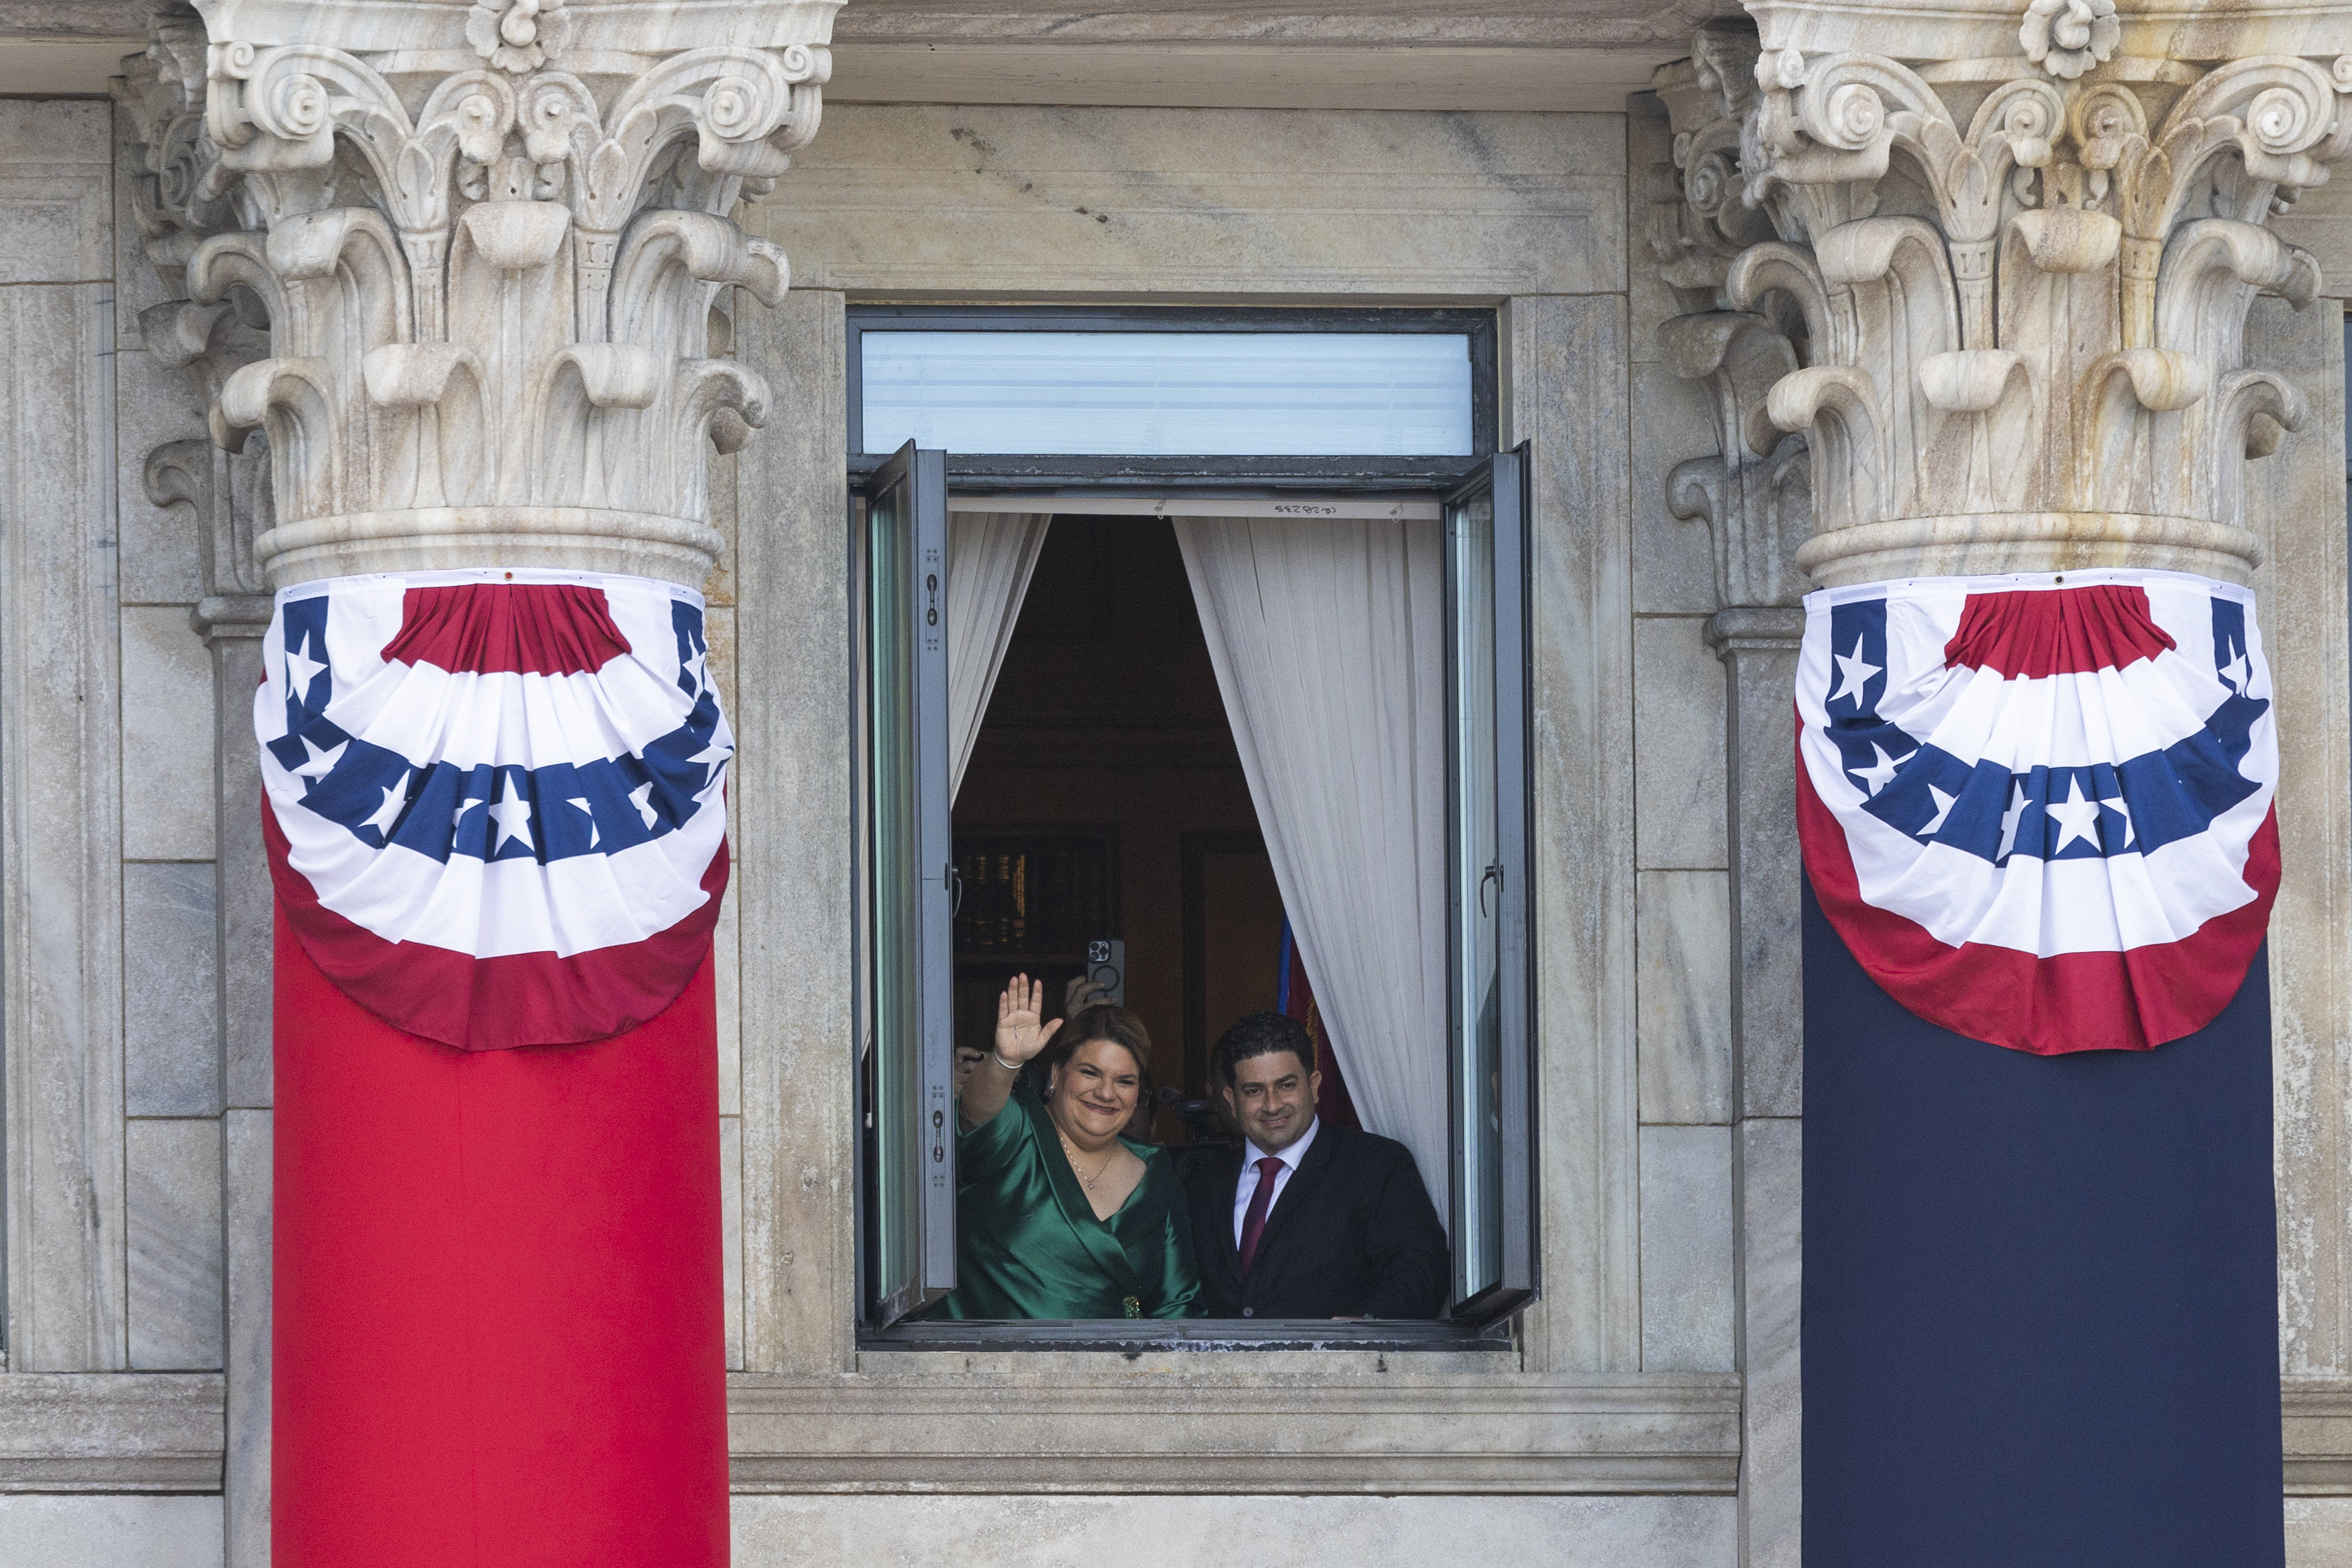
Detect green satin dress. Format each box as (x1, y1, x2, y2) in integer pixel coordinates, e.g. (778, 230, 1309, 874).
(933, 1082, 1203, 1320)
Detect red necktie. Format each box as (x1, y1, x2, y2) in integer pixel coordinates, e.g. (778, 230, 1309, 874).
(1238, 1155, 1286, 1274)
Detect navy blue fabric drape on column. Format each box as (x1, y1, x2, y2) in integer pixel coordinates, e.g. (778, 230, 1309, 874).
(1802, 884, 2284, 1568)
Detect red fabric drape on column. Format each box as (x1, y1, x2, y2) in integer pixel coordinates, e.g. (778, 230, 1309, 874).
(272, 911, 728, 1567)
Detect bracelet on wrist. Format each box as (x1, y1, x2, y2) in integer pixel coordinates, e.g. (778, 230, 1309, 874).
(991, 1050, 1021, 1072)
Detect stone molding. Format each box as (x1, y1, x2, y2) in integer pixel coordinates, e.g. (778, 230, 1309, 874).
(0, 1374, 226, 1492)
(1654, 7, 2352, 587)
(3, 1368, 2344, 1496)
(2288, 1376, 2352, 1494)
(725, 1369, 1744, 1494)
(116, 0, 841, 589)
(1702, 605, 1806, 657)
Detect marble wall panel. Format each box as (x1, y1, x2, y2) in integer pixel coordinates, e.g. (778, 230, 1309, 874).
(1507, 293, 1642, 1375)
(221, 1110, 269, 1568)
(1637, 870, 1733, 1126)
(2243, 296, 2352, 1382)
(715, 877, 742, 1119)
(2, 272, 126, 1371)
(121, 861, 219, 1119)
(733, 1493, 1735, 1567)
(1735, 1116, 1802, 1568)
(746, 106, 1625, 298)
(0, 1496, 222, 1568)
(0, 100, 109, 283)
(821, 43, 1689, 118)
(722, 1114, 745, 1372)
(120, 606, 214, 862)
(1630, 363, 1725, 616)
(1638, 1124, 1735, 1373)
(2287, 1498, 2352, 1568)
(111, 347, 205, 607)
(124, 1118, 222, 1371)
(213, 633, 272, 1112)
(109, 102, 163, 347)
(733, 287, 857, 1375)
(1634, 616, 1729, 870)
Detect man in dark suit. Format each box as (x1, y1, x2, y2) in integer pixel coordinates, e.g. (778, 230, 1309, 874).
(1180, 1012, 1448, 1319)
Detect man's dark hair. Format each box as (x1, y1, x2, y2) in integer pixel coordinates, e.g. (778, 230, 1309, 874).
(1212, 1011, 1314, 1087)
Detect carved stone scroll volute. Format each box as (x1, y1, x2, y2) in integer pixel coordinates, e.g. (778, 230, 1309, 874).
(1657, 6, 2352, 590)
(122, 0, 842, 591)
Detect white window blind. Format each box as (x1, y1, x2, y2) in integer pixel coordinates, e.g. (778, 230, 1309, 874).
(860, 331, 1475, 457)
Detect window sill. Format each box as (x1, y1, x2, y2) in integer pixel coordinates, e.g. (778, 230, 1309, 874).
(726, 1364, 1743, 1495)
(855, 1318, 1511, 1354)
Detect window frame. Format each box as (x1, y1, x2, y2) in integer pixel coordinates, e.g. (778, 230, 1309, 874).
(849, 309, 1531, 1352)
(845, 305, 1499, 491)
(852, 442, 958, 1329)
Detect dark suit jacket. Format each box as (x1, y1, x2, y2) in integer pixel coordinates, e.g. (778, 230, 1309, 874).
(1180, 1124, 1449, 1319)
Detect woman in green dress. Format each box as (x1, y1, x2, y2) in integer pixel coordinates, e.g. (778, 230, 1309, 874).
(936, 977, 1202, 1320)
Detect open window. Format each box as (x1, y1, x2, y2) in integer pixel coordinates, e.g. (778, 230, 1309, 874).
(855, 442, 956, 1327)
(1443, 447, 1537, 1318)
(850, 309, 1534, 1344)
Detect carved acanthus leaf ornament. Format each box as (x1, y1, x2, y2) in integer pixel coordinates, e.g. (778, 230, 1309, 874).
(118, 0, 842, 589)
(1656, 6, 2352, 589)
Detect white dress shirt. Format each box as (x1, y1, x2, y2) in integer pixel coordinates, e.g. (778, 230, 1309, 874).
(1232, 1117, 1321, 1248)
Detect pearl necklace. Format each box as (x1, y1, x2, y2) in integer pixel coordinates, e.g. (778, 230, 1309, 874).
(1058, 1129, 1113, 1191)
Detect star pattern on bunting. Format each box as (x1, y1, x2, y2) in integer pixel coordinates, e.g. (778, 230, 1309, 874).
(2098, 787, 2135, 849)
(687, 735, 731, 794)
(1918, 785, 1956, 840)
(293, 736, 347, 780)
(488, 781, 535, 854)
(1851, 741, 1913, 797)
(363, 772, 409, 841)
(1995, 781, 2028, 862)
(2046, 776, 2103, 855)
(1830, 635, 1881, 710)
(2219, 638, 2252, 697)
(284, 633, 327, 706)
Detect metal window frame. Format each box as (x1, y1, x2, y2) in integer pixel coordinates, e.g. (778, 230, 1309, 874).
(845, 305, 1498, 490)
(854, 442, 958, 1329)
(1441, 445, 1540, 1322)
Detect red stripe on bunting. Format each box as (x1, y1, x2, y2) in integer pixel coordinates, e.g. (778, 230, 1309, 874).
(382, 582, 634, 676)
(1796, 718, 2278, 1054)
(263, 800, 726, 1051)
(273, 913, 727, 1568)
(1941, 585, 2177, 678)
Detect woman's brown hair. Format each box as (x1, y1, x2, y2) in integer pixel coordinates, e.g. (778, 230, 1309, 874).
(1040, 1003, 1153, 1079)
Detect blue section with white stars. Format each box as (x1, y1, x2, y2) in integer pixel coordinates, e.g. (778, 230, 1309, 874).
(1820, 596, 2267, 866)
(268, 598, 730, 867)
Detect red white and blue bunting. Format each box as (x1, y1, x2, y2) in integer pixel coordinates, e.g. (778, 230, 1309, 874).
(1796, 569, 2278, 1055)
(258, 569, 732, 1051)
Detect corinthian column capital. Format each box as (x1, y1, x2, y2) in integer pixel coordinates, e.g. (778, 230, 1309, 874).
(1656, 4, 2352, 589)
(120, 0, 841, 588)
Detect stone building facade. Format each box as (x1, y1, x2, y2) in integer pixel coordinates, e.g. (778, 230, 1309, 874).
(0, 2, 2349, 1564)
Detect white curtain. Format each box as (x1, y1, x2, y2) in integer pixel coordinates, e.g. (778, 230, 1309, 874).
(1172, 514, 1452, 1225)
(947, 512, 1052, 801)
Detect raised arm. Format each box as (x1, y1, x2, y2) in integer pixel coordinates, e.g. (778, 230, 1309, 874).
(960, 974, 1060, 1131)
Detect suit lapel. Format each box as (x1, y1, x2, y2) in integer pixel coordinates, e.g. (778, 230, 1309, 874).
(1249, 1125, 1335, 1267)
